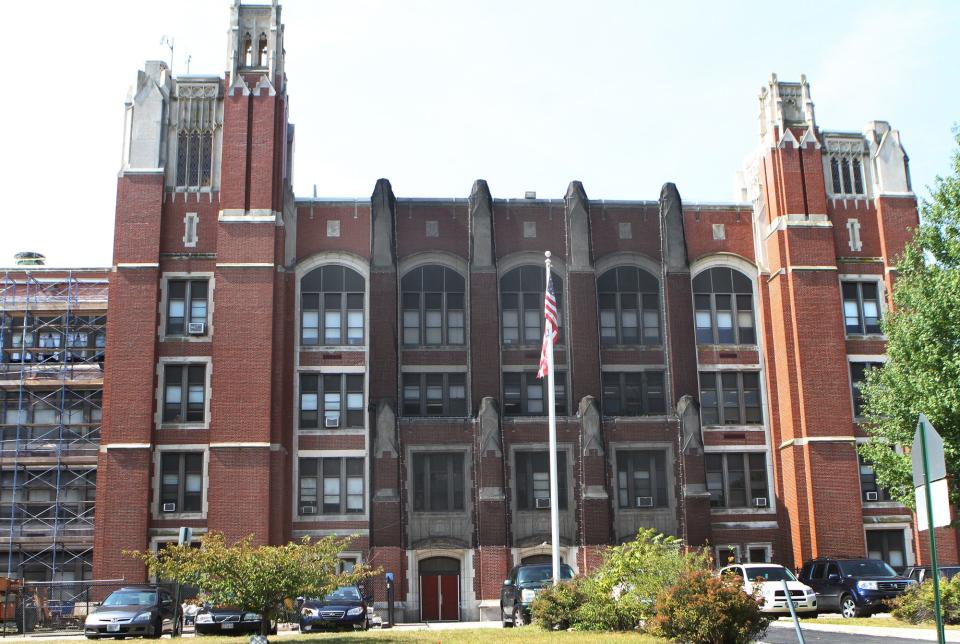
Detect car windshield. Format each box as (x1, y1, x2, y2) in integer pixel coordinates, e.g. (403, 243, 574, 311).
(323, 586, 361, 602)
(103, 591, 157, 607)
(744, 567, 797, 582)
(839, 560, 897, 578)
(517, 564, 575, 584)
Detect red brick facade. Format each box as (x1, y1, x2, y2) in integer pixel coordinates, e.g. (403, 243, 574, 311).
(90, 5, 959, 621)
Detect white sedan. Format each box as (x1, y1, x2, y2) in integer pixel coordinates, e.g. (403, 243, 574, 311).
(720, 563, 818, 615)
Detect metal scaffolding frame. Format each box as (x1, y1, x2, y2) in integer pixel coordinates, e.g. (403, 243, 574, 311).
(0, 271, 107, 582)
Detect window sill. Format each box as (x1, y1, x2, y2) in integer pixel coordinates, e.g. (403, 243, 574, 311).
(298, 427, 366, 434)
(862, 501, 904, 509)
(156, 512, 205, 520)
(399, 416, 470, 422)
(599, 344, 664, 351)
(504, 415, 571, 422)
(161, 335, 211, 343)
(299, 345, 366, 352)
(603, 414, 671, 422)
(695, 344, 760, 351)
(616, 506, 670, 512)
(845, 334, 887, 341)
(514, 508, 571, 514)
(411, 510, 469, 517)
(710, 507, 775, 515)
(159, 422, 208, 430)
(400, 345, 468, 351)
(293, 513, 368, 521)
(701, 424, 766, 431)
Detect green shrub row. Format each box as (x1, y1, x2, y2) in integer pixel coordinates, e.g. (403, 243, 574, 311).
(889, 575, 960, 625)
(530, 529, 769, 643)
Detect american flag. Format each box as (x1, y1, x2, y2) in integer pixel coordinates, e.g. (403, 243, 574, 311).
(537, 274, 559, 379)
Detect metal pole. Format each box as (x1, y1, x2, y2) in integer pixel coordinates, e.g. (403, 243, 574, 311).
(919, 419, 946, 644)
(782, 579, 805, 644)
(545, 252, 560, 585)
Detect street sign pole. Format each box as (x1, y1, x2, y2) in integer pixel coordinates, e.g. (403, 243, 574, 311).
(918, 416, 946, 644)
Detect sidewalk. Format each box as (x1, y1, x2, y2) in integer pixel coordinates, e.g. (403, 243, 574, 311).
(768, 619, 960, 642)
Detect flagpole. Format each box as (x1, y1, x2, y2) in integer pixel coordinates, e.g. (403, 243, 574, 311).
(545, 251, 561, 585)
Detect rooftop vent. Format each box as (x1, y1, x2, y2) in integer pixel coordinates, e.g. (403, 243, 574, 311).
(524, 191, 536, 199)
(14, 252, 45, 266)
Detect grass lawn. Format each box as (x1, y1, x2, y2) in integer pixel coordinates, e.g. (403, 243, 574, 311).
(181, 629, 662, 644)
(774, 616, 960, 630)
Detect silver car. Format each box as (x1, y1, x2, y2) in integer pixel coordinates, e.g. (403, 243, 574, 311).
(84, 586, 181, 639)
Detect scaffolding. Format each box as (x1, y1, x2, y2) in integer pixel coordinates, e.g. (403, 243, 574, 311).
(0, 271, 107, 583)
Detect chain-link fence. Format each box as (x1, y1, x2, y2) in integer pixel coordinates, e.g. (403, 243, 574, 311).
(0, 579, 125, 636)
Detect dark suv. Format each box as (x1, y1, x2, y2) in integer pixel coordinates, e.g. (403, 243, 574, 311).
(500, 563, 574, 627)
(799, 557, 916, 618)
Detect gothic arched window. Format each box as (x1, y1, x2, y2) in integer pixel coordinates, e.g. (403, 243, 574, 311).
(597, 266, 661, 345)
(401, 266, 465, 346)
(693, 267, 755, 345)
(300, 265, 365, 346)
(500, 266, 562, 345)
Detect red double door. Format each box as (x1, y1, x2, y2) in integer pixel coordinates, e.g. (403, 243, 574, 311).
(420, 574, 459, 621)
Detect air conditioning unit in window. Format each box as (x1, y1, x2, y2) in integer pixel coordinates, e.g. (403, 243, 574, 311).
(325, 415, 341, 429)
(535, 497, 551, 509)
(300, 505, 316, 515)
(187, 322, 206, 335)
(162, 503, 176, 513)
(752, 497, 768, 508)
(635, 496, 654, 508)
(865, 491, 879, 502)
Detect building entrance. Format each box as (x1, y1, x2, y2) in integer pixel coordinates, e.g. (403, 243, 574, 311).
(419, 556, 460, 621)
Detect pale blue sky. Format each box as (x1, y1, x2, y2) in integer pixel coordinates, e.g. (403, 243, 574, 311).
(3, 1, 958, 266)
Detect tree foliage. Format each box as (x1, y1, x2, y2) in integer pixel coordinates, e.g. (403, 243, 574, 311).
(860, 131, 960, 508)
(125, 531, 378, 635)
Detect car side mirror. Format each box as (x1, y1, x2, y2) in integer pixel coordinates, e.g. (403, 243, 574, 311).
(827, 573, 840, 583)
(503, 579, 511, 586)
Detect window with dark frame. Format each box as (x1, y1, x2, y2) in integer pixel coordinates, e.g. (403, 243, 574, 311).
(515, 451, 568, 510)
(298, 457, 364, 515)
(166, 279, 209, 336)
(162, 364, 206, 423)
(160, 452, 203, 513)
(705, 452, 769, 508)
(842, 281, 882, 335)
(412, 452, 465, 512)
(616, 450, 668, 509)
(601, 371, 666, 416)
(849, 361, 882, 418)
(401, 373, 466, 416)
(858, 453, 892, 502)
(299, 374, 364, 429)
(502, 371, 567, 416)
(829, 156, 866, 196)
(175, 131, 213, 189)
(698, 371, 761, 426)
(597, 266, 661, 345)
(501, 266, 563, 346)
(693, 268, 756, 345)
(300, 265, 365, 346)
(401, 266, 465, 346)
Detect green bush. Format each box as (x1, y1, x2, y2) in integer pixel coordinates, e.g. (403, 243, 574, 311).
(531, 528, 713, 632)
(530, 578, 588, 630)
(647, 568, 770, 644)
(890, 576, 960, 625)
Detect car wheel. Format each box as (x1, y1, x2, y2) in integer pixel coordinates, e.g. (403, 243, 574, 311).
(513, 604, 528, 627)
(146, 617, 162, 639)
(502, 605, 513, 628)
(840, 595, 861, 618)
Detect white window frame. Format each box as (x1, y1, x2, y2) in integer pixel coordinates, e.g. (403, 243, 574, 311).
(155, 356, 213, 429)
(151, 445, 209, 520)
(158, 272, 215, 342)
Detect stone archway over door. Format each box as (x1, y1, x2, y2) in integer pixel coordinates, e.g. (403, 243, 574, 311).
(419, 556, 460, 621)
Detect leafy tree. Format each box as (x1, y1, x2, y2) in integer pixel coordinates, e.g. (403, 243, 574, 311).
(860, 131, 960, 508)
(126, 531, 378, 635)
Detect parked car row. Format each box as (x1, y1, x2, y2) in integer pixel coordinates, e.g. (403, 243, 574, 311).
(82, 584, 373, 639)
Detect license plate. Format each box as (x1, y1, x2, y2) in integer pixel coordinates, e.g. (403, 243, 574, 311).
(221, 623, 234, 630)
(107, 624, 120, 633)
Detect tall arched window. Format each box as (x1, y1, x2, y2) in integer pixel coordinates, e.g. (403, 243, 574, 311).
(693, 267, 755, 345)
(301, 265, 365, 346)
(597, 267, 661, 345)
(401, 266, 465, 346)
(500, 266, 562, 345)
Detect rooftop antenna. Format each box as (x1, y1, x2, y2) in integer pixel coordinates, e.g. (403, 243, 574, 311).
(185, 54, 192, 75)
(160, 35, 175, 73)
